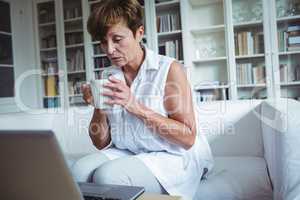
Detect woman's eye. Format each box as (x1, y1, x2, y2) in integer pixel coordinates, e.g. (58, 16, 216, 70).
(114, 38, 122, 43)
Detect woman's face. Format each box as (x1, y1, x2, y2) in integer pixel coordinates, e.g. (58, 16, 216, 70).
(99, 22, 144, 67)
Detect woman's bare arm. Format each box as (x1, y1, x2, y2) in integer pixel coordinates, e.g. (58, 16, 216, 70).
(89, 109, 111, 150)
(82, 84, 111, 150)
(132, 62, 196, 150)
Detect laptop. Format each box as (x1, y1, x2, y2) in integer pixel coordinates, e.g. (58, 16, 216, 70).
(0, 130, 144, 200)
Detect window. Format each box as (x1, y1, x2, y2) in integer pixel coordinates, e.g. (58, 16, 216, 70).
(0, 0, 14, 98)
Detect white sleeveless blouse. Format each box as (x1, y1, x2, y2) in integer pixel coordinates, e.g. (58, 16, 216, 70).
(102, 47, 214, 200)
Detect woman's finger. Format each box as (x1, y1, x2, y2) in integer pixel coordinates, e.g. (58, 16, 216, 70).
(105, 99, 123, 106)
(108, 76, 122, 83)
(81, 83, 94, 105)
(103, 82, 124, 92)
(101, 90, 125, 99)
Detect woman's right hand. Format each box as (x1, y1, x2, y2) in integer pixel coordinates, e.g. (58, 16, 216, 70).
(81, 83, 94, 106)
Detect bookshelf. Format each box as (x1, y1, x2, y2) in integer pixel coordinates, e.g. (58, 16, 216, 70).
(28, 0, 300, 109)
(181, 0, 300, 102)
(36, 0, 61, 108)
(155, 0, 184, 62)
(188, 0, 300, 102)
(63, 0, 86, 106)
(275, 0, 300, 101)
(232, 0, 266, 100)
(34, 0, 89, 108)
(0, 1, 14, 98)
(183, 0, 229, 102)
(32, 0, 188, 108)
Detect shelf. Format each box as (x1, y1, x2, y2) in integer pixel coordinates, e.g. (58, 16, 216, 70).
(42, 73, 59, 76)
(279, 51, 300, 56)
(234, 20, 263, 28)
(69, 94, 83, 97)
(193, 56, 227, 64)
(0, 64, 13, 68)
(39, 21, 55, 27)
(280, 81, 300, 86)
(88, 0, 101, 5)
(40, 47, 57, 52)
(158, 30, 182, 37)
(92, 41, 100, 45)
(0, 31, 12, 36)
(277, 15, 300, 23)
(155, 0, 179, 9)
(189, 0, 221, 6)
(237, 84, 266, 88)
(191, 25, 225, 35)
(194, 85, 229, 90)
(65, 43, 84, 48)
(94, 67, 110, 72)
(65, 29, 83, 34)
(64, 17, 82, 23)
(44, 95, 60, 98)
(42, 57, 57, 62)
(68, 70, 85, 75)
(236, 54, 265, 59)
(93, 54, 106, 58)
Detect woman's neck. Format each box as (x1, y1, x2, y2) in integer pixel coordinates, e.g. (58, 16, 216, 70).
(122, 45, 145, 75)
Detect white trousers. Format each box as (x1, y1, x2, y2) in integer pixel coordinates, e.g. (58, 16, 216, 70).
(71, 152, 167, 194)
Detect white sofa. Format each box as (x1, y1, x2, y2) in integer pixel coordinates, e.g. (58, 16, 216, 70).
(1, 99, 300, 200)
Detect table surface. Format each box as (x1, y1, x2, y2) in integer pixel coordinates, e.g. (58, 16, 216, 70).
(137, 193, 182, 200)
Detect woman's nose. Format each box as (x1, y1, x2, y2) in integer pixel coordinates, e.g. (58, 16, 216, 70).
(106, 41, 115, 55)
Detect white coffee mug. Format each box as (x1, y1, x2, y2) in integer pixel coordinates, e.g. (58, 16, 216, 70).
(90, 79, 112, 110)
(90, 67, 125, 110)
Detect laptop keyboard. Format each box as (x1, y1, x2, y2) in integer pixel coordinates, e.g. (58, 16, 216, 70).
(84, 195, 121, 200)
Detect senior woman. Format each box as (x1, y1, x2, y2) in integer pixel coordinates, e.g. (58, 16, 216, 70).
(76, 0, 213, 199)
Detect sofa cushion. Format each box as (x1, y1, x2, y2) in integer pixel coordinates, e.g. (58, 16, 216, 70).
(196, 100, 264, 157)
(65, 153, 90, 169)
(194, 156, 273, 200)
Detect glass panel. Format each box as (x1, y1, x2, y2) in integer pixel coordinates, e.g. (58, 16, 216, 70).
(276, 0, 300, 101)
(189, 0, 229, 102)
(232, 0, 267, 100)
(156, 0, 183, 61)
(0, 34, 13, 65)
(63, 0, 86, 106)
(0, 1, 11, 32)
(0, 67, 14, 98)
(37, 1, 61, 108)
(0, 1, 14, 98)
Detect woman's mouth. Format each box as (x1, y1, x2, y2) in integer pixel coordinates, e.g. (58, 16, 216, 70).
(111, 57, 122, 61)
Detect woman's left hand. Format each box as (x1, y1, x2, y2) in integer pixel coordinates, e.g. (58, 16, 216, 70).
(102, 76, 139, 113)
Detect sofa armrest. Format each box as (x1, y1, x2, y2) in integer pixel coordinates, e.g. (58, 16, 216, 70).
(261, 99, 300, 200)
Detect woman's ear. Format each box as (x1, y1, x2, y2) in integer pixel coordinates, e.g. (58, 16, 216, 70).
(135, 25, 144, 42)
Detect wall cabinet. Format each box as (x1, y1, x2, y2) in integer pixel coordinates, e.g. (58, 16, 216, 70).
(31, 0, 300, 109)
(182, 0, 300, 102)
(33, 0, 185, 108)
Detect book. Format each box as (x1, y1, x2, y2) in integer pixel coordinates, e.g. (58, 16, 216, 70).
(236, 63, 253, 85)
(287, 46, 300, 51)
(280, 64, 288, 82)
(278, 31, 288, 51)
(288, 36, 300, 45)
(45, 76, 57, 96)
(157, 13, 180, 33)
(287, 25, 300, 32)
(252, 65, 265, 84)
